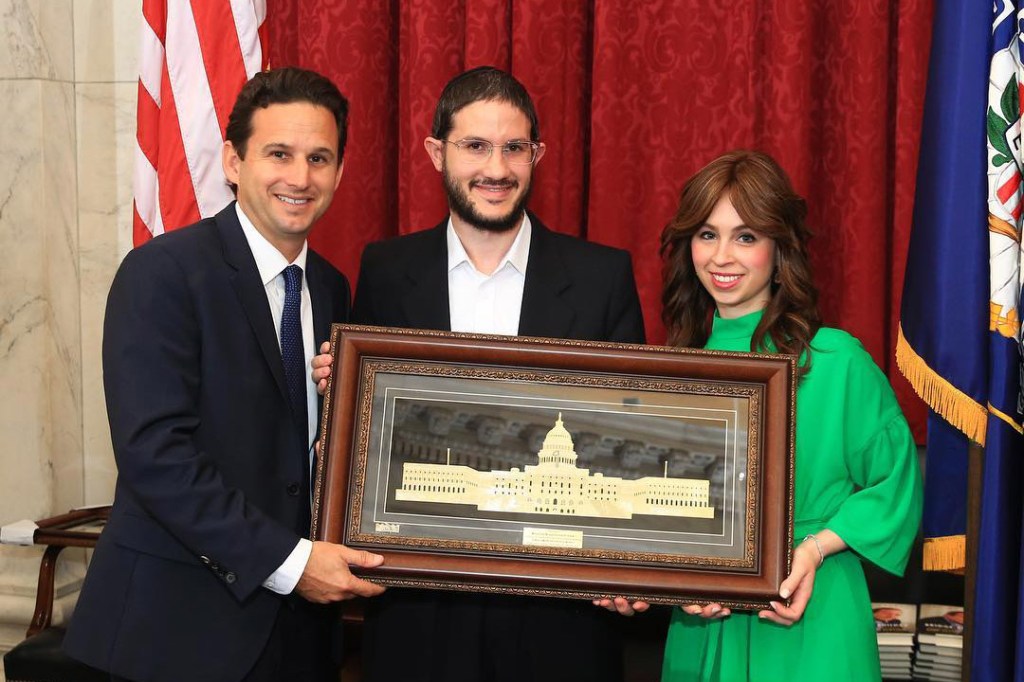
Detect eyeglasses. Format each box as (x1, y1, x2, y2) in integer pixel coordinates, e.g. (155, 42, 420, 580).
(442, 138, 540, 165)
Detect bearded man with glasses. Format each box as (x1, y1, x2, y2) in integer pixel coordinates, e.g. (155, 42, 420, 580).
(311, 66, 646, 682)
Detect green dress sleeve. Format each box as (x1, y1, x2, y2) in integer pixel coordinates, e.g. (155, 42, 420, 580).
(815, 334, 923, 576)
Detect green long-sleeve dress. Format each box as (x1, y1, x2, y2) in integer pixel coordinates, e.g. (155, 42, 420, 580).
(662, 310, 923, 682)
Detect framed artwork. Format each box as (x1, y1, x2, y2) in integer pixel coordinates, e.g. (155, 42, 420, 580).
(313, 325, 796, 608)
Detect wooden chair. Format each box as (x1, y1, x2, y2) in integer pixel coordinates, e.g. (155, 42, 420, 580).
(2, 507, 110, 682)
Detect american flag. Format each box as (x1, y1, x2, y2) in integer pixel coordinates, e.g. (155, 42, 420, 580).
(133, 0, 268, 245)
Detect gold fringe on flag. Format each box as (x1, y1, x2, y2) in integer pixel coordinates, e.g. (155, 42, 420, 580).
(895, 324, 988, 445)
(922, 535, 966, 574)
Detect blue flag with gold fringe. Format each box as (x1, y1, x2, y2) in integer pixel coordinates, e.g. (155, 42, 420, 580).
(897, 1, 1024, 679)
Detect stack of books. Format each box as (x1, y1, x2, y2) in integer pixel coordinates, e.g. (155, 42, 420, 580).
(912, 603, 964, 681)
(872, 602, 916, 680)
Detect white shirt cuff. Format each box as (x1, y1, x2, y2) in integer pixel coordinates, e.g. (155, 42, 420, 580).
(262, 538, 313, 595)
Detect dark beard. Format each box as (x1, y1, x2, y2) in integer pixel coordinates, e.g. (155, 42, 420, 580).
(443, 164, 532, 233)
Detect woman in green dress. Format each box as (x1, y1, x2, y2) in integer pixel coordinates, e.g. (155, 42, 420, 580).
(658, 150, 923, 681)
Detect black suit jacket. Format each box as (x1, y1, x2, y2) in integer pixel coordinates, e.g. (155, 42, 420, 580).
(353, 214, 644, 682)
(352, 213, 645, 343)
(64, 204, 350, 682)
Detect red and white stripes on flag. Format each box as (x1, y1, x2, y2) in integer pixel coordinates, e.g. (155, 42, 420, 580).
(134, 0, 268, 246)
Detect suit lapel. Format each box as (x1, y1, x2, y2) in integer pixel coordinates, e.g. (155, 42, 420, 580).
(399, 222, 451, 331)
(216, 204, 290, 403)
(306, 255, 332, 427)
(306, 256, 332, 346)
(518, 216, 574, 339)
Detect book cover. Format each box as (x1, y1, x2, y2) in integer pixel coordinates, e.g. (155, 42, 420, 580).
(873, 602, 918, 633)
(917, 603, 964, 636)
(872, 602, 917, 647)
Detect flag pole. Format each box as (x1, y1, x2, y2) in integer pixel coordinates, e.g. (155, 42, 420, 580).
(962, 441, 982, 682)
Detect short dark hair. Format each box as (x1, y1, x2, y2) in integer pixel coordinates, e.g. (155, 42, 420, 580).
(431, 66, 540, 141)
(225, 67, 349, 160)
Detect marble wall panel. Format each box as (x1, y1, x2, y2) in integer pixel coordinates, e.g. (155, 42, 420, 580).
(0, 79, 53, 523)
(42, 79, 84, 511)
(74, 0, 142, 83)
(0, 0, 74, 81)
(78, 81, 136, 504)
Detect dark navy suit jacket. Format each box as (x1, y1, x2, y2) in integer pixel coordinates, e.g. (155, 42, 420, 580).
(64, 203, 350, 682)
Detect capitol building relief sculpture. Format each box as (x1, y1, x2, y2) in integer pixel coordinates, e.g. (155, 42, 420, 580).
(395, 414, 715, 521)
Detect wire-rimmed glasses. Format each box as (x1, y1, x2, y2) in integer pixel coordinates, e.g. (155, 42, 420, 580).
(442, 138, 541, 165)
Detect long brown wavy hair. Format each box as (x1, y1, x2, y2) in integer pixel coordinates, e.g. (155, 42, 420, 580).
(661, 150, 820, 368)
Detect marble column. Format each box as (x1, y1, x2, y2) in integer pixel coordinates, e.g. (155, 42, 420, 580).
(0, 0, 137, 669)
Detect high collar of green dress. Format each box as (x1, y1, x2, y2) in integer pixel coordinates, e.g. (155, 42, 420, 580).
(709, 308, 765, 341)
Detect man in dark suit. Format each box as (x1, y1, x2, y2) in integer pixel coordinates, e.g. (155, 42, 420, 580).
(314, 66, 646, 682)
(64, 67, 384, 682)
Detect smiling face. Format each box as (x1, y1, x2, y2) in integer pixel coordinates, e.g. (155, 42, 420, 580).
(222, 101, 343, 260)
(690, 193, 776, 319)
(425, 99, 545, 233)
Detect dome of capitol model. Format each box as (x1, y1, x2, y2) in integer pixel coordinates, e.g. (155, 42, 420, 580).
(537, 414, 578, 466)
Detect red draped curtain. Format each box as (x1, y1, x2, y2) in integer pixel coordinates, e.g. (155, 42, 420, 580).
(268, 0, 932, 438)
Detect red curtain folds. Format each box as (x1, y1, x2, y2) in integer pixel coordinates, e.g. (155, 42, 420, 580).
(268, 0, 932, 438)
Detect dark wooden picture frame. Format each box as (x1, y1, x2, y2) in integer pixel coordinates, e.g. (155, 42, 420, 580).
(313, 325, 796, 609)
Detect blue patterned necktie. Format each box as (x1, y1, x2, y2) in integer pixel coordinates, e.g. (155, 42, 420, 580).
(280, 264, 308, 432)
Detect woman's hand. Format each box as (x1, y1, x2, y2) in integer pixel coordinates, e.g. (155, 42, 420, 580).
(757, 530, 845, 626)
(757, 542, 818, 626)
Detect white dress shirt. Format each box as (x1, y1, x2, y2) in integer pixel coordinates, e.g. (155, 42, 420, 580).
(447, 213, 532, 335)
(235, 204, 315, 595)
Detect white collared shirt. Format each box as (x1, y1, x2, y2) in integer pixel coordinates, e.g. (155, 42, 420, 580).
(235, 203, 315, 595)
(447, 214, 532, 335)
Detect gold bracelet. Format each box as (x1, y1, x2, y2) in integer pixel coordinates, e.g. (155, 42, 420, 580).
(802, 534, 825, 567)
